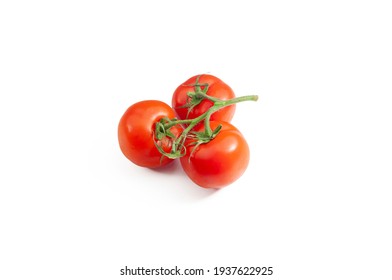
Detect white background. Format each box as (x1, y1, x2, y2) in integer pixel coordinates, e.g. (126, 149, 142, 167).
(1, 1, 391, 279)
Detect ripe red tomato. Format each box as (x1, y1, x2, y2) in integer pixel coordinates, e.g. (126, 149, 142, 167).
(118, 100, 182, 168)
(172, 74, 236, 122)
(180, 121, 249, 188)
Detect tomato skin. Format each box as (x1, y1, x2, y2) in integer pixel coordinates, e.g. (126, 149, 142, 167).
(118, 100, 182, 168)
(180, 121, 249, 188)
(172, 74, 236, 122)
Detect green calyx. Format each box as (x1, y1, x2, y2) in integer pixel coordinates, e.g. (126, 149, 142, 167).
(153, 76, 258, 160)
(153, 117, 186, 160)
(177, 75, 222, 118)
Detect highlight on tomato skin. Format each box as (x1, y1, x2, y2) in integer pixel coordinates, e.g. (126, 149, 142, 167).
(180, 121, 250, 189)
(171, 74, 236, 123)
(117, 100, 182, 169)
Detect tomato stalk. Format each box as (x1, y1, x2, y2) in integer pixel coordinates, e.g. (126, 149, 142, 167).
(154, 87, 258, 159)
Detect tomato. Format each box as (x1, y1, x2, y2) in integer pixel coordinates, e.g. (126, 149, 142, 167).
(172, 74, 236, 122)
(180, 121, 249, 188)
(118, 100, 182, 168)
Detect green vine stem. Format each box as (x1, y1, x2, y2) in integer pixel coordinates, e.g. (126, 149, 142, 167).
(154, 88, 258, 159)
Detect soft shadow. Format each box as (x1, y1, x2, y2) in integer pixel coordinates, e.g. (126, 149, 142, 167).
(147, 160, 220, 201)
(178, 181, 220, 201)
(148, 159, 182, 175)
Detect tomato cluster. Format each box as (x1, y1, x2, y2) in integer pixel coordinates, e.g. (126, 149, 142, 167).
(118, 74, 257, 189)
